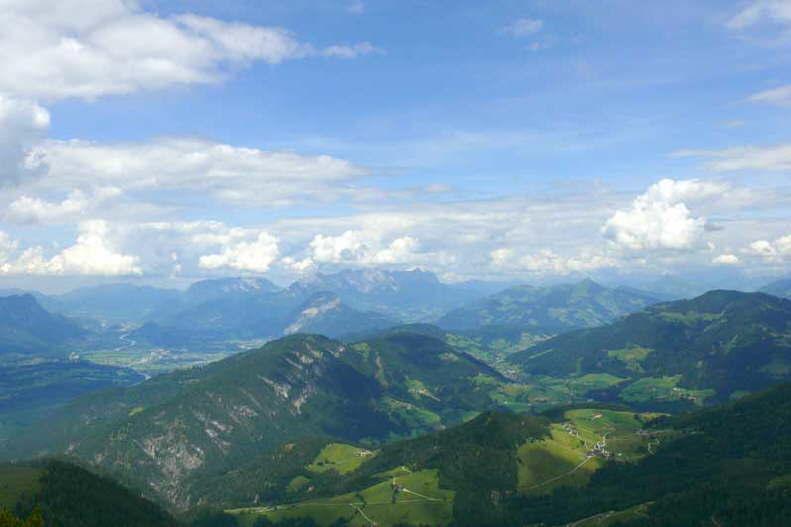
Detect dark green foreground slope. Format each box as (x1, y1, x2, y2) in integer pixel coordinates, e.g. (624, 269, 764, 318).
(0, 460, 177, 527)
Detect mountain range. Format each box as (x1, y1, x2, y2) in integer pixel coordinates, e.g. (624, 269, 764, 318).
(0, 271, 790, 526)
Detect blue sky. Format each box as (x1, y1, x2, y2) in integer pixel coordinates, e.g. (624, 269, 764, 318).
(0, 0, 789, 291)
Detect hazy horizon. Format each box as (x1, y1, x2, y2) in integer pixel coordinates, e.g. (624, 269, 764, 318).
(0, 0, 788, 293)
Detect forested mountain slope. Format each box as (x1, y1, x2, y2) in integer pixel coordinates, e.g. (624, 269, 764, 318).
(6, 333, 508, 510)
(508, 290, 791, 407)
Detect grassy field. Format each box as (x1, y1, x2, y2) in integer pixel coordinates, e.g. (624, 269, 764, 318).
(228, 407, 662, 526)
(81, 346, 234, 376)
(230, 469, 454, 527)
(489, 374, 627, 413)
(607, 346, 653, 373)
(620, 376, 715, 406)
(0, 464, 42, 508)
(307, 443, 376, 475)
(517, 409, 657, 496)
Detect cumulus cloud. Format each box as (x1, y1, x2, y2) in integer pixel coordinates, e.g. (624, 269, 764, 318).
(712, 253, 740, 265)
(198, 231, 279, 273)
(0, 0, 378, 101)
(602, 179, 727, 251)
(749, 84, 791, 106)
(281, 256, 316, 274)
(504, 18, 544, 37)
(742, 234, 791, 261)
(4, 187, 121, 224)
(307, 230, 424, 266)
(1, 220, 141, 276)
(0, 95, 50, 185)
(26, 138, 367, 206)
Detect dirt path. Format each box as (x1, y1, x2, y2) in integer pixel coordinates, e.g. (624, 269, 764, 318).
(524, 455, 594, 492)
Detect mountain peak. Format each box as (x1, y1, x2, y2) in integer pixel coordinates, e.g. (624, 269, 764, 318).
(0, 294, 85, 353)
(186, 277, 281, 298)
(0, 293, 50, 318)
(667, 289, 787, 314)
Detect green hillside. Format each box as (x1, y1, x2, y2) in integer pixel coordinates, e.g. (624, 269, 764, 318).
(437, 279, 658, 334)
(7, 333, 510, 510)
(227, 407, 661, 527)
(508, 290, 791, 407)
(229, 383, 791, 527)
(506, 382, 791, 526)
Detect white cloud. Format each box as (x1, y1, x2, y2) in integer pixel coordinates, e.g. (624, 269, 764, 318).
(0, 95, 50, 185)
(26, 138, 367, 206)
(712, 253, 740, 265)
(749, 84, 791, 106)
(675, 144, 791, 172)
(309, 230, 370, 263)
(726, 0, 791, 30)
(489, 248, 515, 267)
(4, 187, 121, 224)
(199, 231, 279, 273)
(602, 179, 727, 251)
(742, 234, 791, 261)
(0, 231, 18, 272)
(491, 247, 617, 274)
(307, 230, 423, 266)
(322, 42, 381, 59)
(281, 256, 316, 274)
(0, 0, 377, 101)
(1, 220, 141, 276)
(504, 18, 544, 37)
(370, 236, 421, 264)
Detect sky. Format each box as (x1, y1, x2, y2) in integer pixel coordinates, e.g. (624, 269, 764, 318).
(0, 0, 789, 292)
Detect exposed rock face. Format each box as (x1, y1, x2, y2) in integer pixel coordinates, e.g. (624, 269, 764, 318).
(13, 333, 508, 510)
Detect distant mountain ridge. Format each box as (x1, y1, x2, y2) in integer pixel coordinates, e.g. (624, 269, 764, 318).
(289, 268, 495, 321)
(127, 270, 504, 344)
(0, 294, 85, 357)
(437, 279, 660, 333)
(760, 277, 791, 299)
(40, 283, 182, 324)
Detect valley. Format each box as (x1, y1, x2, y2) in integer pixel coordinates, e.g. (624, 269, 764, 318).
(1, 271, 790, 526)
(1, 3, 789, 525)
